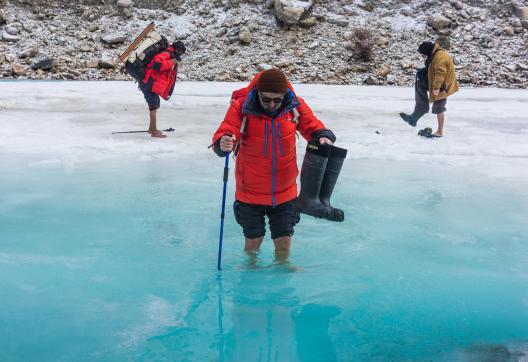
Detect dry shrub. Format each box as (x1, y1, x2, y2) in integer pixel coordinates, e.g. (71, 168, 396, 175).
(351, 27, 377, 62)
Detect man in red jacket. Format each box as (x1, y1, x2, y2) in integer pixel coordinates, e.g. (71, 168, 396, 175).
(212, 69, 335, 260)
(139, 41, 185, 138)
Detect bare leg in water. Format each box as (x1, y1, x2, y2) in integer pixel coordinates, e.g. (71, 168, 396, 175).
(273, 236, 291, 263)
(245, 237, 264, 268)
(244, 236, 291, 262)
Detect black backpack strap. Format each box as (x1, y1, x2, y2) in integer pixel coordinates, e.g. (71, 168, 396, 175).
(291, 108, 300, 139)
(233, 114, 248, 157)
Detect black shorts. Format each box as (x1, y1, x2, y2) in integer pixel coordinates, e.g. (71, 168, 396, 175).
(431, 98, 447, 114)
(233, 199, 300, 239)
(138, 82, 160, 111)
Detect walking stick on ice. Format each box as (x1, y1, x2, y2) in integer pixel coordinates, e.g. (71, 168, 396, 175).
(111, 127, 175, 134)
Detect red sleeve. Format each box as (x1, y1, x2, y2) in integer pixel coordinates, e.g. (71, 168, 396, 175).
(296, 97, 326, 141)
(212, 100, 243, 145)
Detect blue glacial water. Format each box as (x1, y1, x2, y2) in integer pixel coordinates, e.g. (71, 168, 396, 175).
(1, 155, 527, 362)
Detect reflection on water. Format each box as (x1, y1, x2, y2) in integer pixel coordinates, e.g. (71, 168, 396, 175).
(220, 255, 341, 362)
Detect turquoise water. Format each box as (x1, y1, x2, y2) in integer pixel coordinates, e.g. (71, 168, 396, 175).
(1, 156, 527, 361)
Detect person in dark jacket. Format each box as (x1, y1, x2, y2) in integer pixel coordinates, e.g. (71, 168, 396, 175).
(211, 69, 336, 260)
(400, 41, 459, 137)
(139, 41, 186, 138)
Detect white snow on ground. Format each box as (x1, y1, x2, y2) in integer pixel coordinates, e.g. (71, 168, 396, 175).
(0, 81, 526, 184)
(385, 13, 426, 33)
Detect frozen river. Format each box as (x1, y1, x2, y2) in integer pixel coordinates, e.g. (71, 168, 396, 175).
(0, 81, 527, 361)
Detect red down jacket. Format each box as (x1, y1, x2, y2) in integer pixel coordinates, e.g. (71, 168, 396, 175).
(142, 47, 178, 100)
(212, 85, 331, 207)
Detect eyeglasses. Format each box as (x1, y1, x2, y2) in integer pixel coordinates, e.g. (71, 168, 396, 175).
(259, 95, 284, 104)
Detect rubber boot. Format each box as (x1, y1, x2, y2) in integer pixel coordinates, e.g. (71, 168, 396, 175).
(319, 145, 348, 222)
(399, 111, 426, 127)
(295, 142, 332, 220)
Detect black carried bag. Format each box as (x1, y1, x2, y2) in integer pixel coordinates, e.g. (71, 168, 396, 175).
(125, 59, 146, 82)
(125, 35, 169, 83)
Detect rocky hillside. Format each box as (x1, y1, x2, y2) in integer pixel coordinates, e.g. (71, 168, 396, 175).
(1, 0, 527, 88)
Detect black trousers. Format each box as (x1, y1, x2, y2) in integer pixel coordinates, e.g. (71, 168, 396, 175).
(415, 69, 447, 115)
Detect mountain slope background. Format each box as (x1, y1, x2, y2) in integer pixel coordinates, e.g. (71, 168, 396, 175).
(1, 0, 527, 88)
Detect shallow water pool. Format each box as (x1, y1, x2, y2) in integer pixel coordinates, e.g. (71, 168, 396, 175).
(1, 154, 527, 362)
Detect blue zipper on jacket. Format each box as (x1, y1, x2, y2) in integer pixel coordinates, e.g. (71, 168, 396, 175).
(264, 122, 268, 158)
(277, 122, 283, 157)
(271, 118, 276, 207)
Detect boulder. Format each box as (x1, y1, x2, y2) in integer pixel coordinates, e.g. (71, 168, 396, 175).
(352, 65, 368, 72)
(86, 58, 99, 68)
(327, 16, 349, 27)
(238, 26, 251, 45)
(30, 54, 54, 70)
(294, 49, 304, 57)
(308, 41, 320, 50)
(81, 8, 101, 22)
(364, 75, 378, 85)
(88, 23, 99, 32)
(437, 28, 452, 36)
(12, 63, 27, 76)
(5, 26, 19, 36)
(512, 18, 523, 33)
(376, 66, 391, 78)
(514, 6, 528, 20)
(450, 1, 463, 10)
(19, 46, 38, 59)
(123, 8, 133, 18)
(2, 32, 21, 42)
(436, 35, 451, 50)
(377, 36, 389, 47)
(357, 1, 375, 12)
(275, 59, 292, 67)
(273, 0, 313, 25)
(258, 63, 272, 71)
(428, 14, 452, 30)
(101, 33, 127, 44)
(117, 0, 133, 8)
(300, 17, 317, 27)
(503, 26, 515, 36)
(98, 53, 115, 68)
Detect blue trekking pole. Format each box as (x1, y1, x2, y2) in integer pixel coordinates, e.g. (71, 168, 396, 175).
(217, 153, 230, 271)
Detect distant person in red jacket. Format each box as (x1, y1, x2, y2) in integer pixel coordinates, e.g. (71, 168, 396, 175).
(139, 41, 186, 138)
(211, 69, 336, 260)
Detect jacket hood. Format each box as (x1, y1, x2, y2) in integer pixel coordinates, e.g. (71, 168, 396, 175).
(242, 88, 300, 118)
